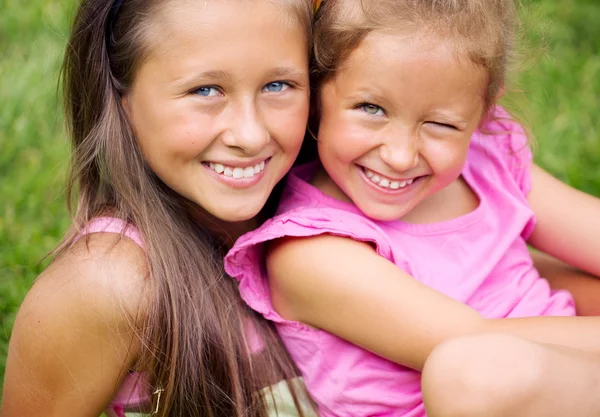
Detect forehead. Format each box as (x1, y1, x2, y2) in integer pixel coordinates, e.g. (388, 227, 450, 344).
(343, 30, 477, 78)
(334, 30, 488, 103)
(148, 0, 306, 58)
(139, 0, 308, 77)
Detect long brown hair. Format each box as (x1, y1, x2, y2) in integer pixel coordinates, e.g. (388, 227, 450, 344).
(57, 0, 313, 415)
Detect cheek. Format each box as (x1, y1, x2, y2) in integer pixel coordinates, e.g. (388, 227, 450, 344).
(319, 118, 373, 165)
(267, 99, 309, 152)
(425, 139, 470, 175)
(165, 106, 220, 153)
(138, 115, 216, 171)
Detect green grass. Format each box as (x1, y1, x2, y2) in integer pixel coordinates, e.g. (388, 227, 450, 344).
(505, 0, 600, 193)
(1, 0, 599, 408)
(1, 0, 74, 396)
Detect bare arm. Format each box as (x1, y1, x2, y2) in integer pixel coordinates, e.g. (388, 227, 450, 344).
(1, 234, 148, 417)
(532, 250, 600, 316)
(267, 235, 600, 372)
(528, 164, 600, 277)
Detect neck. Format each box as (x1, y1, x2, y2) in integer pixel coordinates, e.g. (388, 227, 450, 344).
(311, 164, 353, 204)
(217, 218, 258, 248)
(189, 205, 258, 249)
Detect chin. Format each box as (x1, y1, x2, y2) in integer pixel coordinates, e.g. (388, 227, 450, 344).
(217, 203, 263, 223)
(357, 205, 402, 222)
(224, 211, 260, 223)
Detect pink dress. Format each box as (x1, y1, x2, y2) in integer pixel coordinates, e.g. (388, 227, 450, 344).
(225, 110, 576, 417)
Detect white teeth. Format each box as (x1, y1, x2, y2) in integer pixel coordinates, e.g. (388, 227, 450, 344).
(207, 160, 267, 179)
(232, 167, 244, 179)
(364, 168, 415, 190)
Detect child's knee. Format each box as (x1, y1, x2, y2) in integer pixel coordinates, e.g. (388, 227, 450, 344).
(422, 333, 546, 417)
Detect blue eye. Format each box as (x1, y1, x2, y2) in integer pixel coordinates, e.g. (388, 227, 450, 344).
(360, 103, 384, 116)
(193, 86, 220, 97)
(263, 81, 289, 93)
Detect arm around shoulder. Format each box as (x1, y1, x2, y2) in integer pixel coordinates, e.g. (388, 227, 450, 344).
(266, 234, 600, 371)
(266, 234, 484, 371)
(1, 233, 149, 417)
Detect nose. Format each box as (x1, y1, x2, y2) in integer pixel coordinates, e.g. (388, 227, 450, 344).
(221, 98, 270, 155)
(380, 130, 420, 172)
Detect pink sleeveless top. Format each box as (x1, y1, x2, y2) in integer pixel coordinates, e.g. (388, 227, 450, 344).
(75, 217, 150, 417)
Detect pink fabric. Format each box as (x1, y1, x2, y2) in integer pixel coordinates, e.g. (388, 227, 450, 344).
(75, 217, 150, 417)
(225, 109, 576, 417)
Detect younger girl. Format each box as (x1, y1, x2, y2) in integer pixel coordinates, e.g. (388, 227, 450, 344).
(226, 0, 600, 416)
(1, 0, 316, 416)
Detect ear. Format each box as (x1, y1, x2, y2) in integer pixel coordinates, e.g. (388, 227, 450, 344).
(121, 93, 131, 115)
(120, 93, 137, 129)
(495, 83, 506, 101)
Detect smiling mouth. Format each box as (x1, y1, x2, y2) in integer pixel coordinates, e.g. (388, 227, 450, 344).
(362, 167, 418, 190)
(204, 159, 267, 179)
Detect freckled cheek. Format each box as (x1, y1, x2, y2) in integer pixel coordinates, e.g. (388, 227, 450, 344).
(159, 112, 219, 159)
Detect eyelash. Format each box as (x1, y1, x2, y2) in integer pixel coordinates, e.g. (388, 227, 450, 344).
(192, 86, 221, 97)
(262, 81, 294, 93)
(352, 101, 459, 130)
(429, 121, 457, 130)
(190, 80, 294, 97)
(357, 102, 385, 116)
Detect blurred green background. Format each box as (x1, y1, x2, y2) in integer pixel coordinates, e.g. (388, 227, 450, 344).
(1, 0, 599, 406)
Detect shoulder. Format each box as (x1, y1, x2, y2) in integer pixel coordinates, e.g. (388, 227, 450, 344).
(40, 231, 150, 320)
(472, 106, 530, 160)
(228, 205, 393, 274)
(3, 233, 149, 415)
(267, 233, 380, 276)
(15, 231, 150, 361)
(266, 234, 380, 323)
(469, 106, 533, 194)
(225, 206, 394, 327)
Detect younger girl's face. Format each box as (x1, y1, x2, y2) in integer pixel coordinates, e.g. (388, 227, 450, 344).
(317, 30, 489, 221)
(125, 0, 309, 222)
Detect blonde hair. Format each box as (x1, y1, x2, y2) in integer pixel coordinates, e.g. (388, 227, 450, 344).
(313, 0, 518, 111)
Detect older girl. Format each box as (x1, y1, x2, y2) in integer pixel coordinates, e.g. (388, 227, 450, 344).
(1, 0, 316, 416)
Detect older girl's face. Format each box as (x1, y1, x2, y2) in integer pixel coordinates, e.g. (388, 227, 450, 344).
(124, 0, 309, 222)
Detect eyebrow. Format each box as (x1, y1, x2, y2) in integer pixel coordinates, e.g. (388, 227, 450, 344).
(345, 89, 389, 105)
(265, 67, 308, 79)
(171, 67, 306, 90)
(171, 69, 230, 89)
(197, 69, 230, 80)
